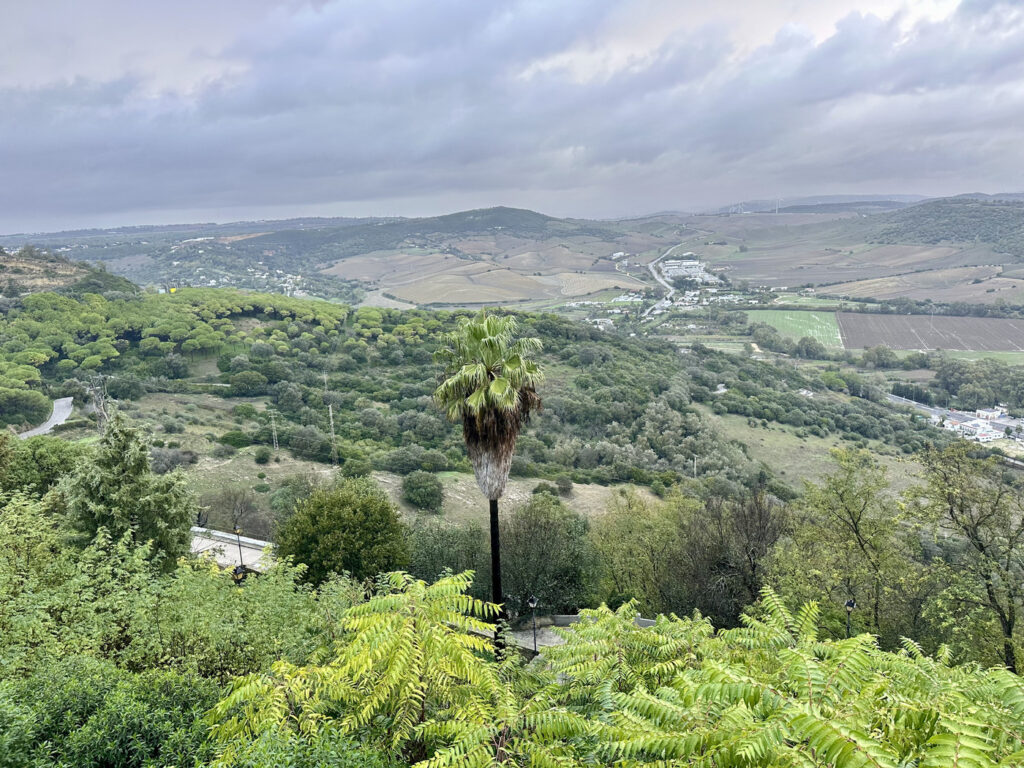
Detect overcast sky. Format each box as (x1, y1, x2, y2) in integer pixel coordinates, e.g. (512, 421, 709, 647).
(2, 0, 1023, 233)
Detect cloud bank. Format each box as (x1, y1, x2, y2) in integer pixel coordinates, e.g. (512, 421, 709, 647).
(2, 0, 1023, 231)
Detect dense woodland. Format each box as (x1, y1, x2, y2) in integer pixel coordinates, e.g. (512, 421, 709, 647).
(2, 285, 1023, 765)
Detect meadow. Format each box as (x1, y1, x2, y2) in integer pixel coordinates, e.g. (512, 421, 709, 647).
(745, 309, 844, 348)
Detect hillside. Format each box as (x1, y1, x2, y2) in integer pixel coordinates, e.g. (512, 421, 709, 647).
(0, 207, 671, 307)
(869, 197, 1024, 255)
(0, 245, 137, 298)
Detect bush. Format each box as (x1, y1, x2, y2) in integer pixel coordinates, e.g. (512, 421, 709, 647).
(276, 477, 408, 585)
(402, 471, 444, 513)
(252, 483, 271, 494)
(232, 403, 258, 420)
(532, 482, 559, 497)
(223, 728, 393, 768)
(162, 420, 185, 434)
(0, 656, 219, 768)
(211, 443, 237, 459)
(219, 430, 252, 448)
(555, 474, 573, 496)
(150, 448, 198, 475)
(254, 446, 272, 464)
(341, 456, 372, 477)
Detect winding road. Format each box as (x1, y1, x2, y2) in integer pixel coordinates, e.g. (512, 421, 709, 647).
(18, 397, 74, 439)
(642, 242, 690, 318)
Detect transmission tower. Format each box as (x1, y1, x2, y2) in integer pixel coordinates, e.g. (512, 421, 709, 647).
(328, 404, 338, 466)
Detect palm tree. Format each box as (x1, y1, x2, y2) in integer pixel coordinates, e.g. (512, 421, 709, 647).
(435, 310, 543, 621)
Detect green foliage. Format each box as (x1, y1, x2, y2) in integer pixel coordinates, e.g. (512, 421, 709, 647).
(59, 413, 195, 571)
(401, 470, 444, 513)
(254, 445, 272, 464)
(276, 477, 409, 585)
(212, 574, 1024, 768)
(217, 728, 395, 768)
(434, 310, 543, 500)
(221, 429, 253, 448)
(500, 493, 597, 617)
(0, 433, 84, 498)
(0, 656, 219, 768)
(0, 386, 50, 426)
(209, 572, 503, 756)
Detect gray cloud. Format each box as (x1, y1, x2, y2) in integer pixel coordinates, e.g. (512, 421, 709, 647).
(2, 0, 1023, 232)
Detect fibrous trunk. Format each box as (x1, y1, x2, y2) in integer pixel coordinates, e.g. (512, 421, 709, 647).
(463, 405, 524, 500)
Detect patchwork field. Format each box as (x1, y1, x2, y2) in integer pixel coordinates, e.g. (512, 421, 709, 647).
(681, 211, 1011, 295)
(826, 265, 1024, 303)
(837, 312, 1024, 351)
(321, 238, 647, 305)
(745, 310, 843, 348)
(746, 308, 1024, 352)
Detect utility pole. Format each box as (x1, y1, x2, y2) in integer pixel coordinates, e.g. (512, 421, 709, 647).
(328, 404, 338, 466)
(322, 370, 328, 393)
(270, 412, 279, 451)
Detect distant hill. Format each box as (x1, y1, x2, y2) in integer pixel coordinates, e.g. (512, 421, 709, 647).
(0, 245, 137, 298)
(866, 197, 1024, 256)
(244, 206, 616, 254)
(709, 194, 927, 214)
(777, 200, 910, 214)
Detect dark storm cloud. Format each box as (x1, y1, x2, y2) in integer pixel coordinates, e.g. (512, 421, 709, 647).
(2, 0, 1023, 231)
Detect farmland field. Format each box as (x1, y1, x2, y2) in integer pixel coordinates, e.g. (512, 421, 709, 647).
(837, 312, 1024, 351)
(745, 310, 843, 348)
(825, 265, 1024, 304)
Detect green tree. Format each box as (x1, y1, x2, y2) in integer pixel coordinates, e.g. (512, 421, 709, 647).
(402, 471, 444, 513)
(230, 370, 268, 396)
(276, 477, 408, 585)
(60, 414, 195, 572)
(915, 443, 1024, 673)
(434, 310, 542, 616)
(499, 493, 596, 617)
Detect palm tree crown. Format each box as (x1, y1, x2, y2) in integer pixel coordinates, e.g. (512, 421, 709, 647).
(434, 310, 543, 500)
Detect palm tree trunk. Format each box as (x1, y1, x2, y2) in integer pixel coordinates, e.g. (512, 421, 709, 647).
(489, 498, 506, 646)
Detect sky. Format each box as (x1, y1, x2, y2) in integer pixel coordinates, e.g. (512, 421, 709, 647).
(2, 0, 1023, 233)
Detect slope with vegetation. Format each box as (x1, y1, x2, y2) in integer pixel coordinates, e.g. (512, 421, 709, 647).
(2, 279, 1024, 765)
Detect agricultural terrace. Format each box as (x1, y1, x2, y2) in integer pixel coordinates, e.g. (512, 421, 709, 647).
(745, 310, 843, 349)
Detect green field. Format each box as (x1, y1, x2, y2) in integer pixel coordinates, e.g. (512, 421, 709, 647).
(746, 310, 843, 348)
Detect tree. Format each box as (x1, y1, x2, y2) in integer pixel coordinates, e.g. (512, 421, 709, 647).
(915, 443, 1024, 673)
(768, 449, 931, 645)
(434, 310, 543, 619)
(60, 414, 195, 572)
(230, 371, 268, 396)
(276, 477, 408, 585)
(499, 494, 596, 617)
(402, 471, 444, 513)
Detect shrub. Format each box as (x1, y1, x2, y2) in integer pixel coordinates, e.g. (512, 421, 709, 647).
(402, 471, 444, 513)
(219, 430, 252, 448)
(254, 446, 272, 464)
(276, 477, 408, 585)
(555, 474, 573, 496)
(150, 448, 198, 475)
(340, 456, 372, 477)
(531, 482, 559, 496)
(252, 483, 271, 494)
(211, 443, 237, 459)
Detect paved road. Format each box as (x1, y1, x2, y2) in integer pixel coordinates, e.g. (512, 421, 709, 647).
(18, 397, 74, 439)
(642, 242, 687, 318)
